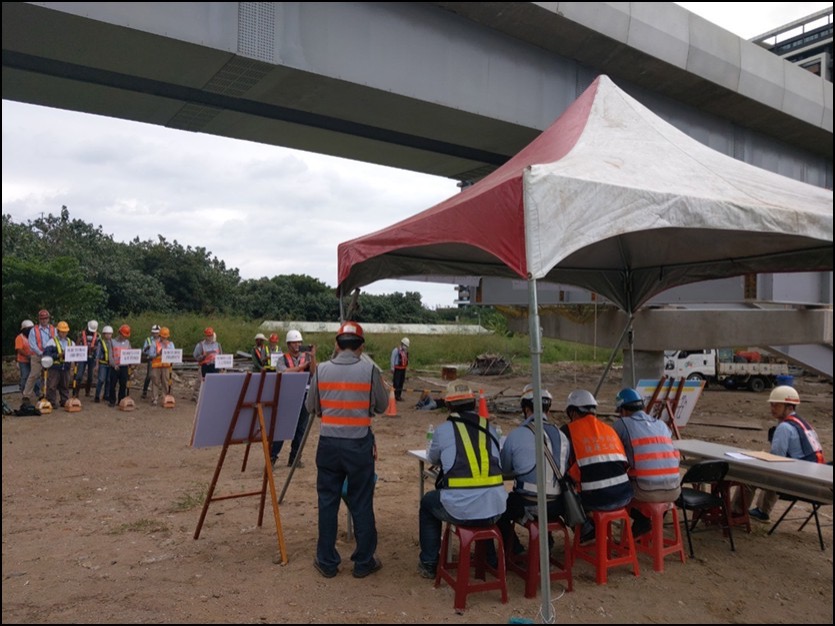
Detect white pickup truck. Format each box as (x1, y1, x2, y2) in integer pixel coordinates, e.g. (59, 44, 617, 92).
(664, 348, 790, 392)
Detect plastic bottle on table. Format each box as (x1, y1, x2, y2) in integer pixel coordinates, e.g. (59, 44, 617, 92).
(425, 423, 435, 454)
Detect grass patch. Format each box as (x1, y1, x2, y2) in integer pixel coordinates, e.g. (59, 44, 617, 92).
(109, 518, 169, 535)
(170, 483, 207, 512)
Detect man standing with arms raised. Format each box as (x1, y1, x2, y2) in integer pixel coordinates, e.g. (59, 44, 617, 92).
(306, 321, 388, 579)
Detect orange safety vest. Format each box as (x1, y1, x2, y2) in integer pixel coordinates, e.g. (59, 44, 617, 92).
(394, 348, 408, 370)
(284, 351, 308, 369)
(151, 339, 172, 368)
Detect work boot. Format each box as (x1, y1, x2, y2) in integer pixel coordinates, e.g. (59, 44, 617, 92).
(94, 397, 100, 403)
(141, 392, 148, 400)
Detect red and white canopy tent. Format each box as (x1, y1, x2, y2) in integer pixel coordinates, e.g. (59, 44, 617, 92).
(337, 75, 832, 613)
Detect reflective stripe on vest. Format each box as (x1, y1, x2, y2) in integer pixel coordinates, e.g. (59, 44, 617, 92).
(319, 379, 372, 428)
(620, 415, 681, 491)
(152, 339, 171, 368)
(568, 416, 631, 495)
(35, 325, 56, 352)
(284, 352, 308, 369)
(99, 341, 109, 365)
(784, 414, 825, 463)
(444, 412, 503, 488)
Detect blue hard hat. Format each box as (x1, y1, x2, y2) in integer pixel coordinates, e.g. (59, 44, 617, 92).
(615, 388, 644, 411)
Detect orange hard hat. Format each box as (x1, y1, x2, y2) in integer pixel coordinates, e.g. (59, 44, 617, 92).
(269, 333, 279, 343)
(204, 327, 214, 337)
(160, 327, 170, 338)
(56, 321, 70, 333)
(337, 321, 364, 340)
(119, 324, 131, 337)
(38, 309, 50, 319)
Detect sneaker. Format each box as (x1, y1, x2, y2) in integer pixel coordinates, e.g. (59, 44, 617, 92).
(352, 557, 382, 578)
(749, 507, 770, 522)
(313, 559, 338, 579)
(417, 561, 437, 579)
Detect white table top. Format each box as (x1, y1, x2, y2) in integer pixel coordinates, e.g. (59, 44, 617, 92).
(674, 439, 832, 504)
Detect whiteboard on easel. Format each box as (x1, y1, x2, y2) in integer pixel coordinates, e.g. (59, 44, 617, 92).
(189, 372, 308, 448)
(636, 378, 705, 428)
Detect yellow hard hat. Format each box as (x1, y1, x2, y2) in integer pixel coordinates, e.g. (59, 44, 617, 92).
(56, 321, 70, 333)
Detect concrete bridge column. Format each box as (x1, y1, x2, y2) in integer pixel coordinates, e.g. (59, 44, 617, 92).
(621, 350, 665, 388)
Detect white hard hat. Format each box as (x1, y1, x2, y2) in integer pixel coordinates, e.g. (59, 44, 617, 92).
(567, 389, 598, 411)
(21, 319, 34, 330)
(401, 337, 410, 348)
(151, 324, 161, 333)
(41, 355, 54, 369)
(254, 333, 267, 341)
(521, 383, 553, 401)
(102, 325, 114, 334)
(286, 330, 303, 343)
(768, 385, 800, 405)
(88, 320, 99, 332)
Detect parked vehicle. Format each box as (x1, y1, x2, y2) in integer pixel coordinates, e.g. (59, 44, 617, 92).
(664, 348, 790, 392)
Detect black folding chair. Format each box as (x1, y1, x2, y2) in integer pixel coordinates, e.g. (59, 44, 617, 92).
(675, 460, 735, 557)
(767, 495, 829, 551)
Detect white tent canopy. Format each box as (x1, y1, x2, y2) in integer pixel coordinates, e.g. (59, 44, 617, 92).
(338, 75, 832, 313)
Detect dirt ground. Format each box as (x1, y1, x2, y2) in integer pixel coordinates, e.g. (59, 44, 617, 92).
(2, 362, 832, 624)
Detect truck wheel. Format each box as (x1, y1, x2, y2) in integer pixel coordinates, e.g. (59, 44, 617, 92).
(747, 377, 766, 393)
(723, 379, 737, 390)
(687, 373, 708, 389)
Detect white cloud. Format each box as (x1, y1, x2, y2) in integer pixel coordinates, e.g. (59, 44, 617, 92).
(3, 3, 828, 308)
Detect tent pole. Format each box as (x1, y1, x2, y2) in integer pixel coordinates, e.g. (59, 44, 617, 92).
(593, 314, 634, 398)
(528, 278, 554, 623)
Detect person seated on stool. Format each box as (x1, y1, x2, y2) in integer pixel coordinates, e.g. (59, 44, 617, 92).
(417, 381, 507, 580)
(612, 387, 681, 537)
(735, 386, 825, 521)
(561, 389, 634, 542)
(497, 384, 570, 555)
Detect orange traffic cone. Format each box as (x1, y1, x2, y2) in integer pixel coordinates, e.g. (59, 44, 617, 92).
(478, 389, 489, 418)
(385, 386, 398, 417)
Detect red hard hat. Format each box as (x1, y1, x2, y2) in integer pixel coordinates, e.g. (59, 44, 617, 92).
(204, 327, 214, 337)
(119, 324, 131, 337)
(269, 333, 279, 343)
(337, 321, 364, 340)
(38, 309, 50, 319)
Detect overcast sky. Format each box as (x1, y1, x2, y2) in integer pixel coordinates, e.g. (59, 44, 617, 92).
(2, 2, 831, 308)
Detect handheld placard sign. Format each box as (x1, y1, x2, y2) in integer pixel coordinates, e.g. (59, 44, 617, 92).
(162, 348, 183, 364)
(214, 354, 233, 369)
(64, 345, 89, 362)
(270, 352, 284, 369)
(119, 348, 142, 366)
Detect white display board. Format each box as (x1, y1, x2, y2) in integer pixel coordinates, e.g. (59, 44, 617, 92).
(64, 345, 89, 362)
(636, 378, 705, 428)
(214, 354, 234, 369)
(162, 348, 183, 364)
(119, 348, 142, 365)
(270, 352, 284, 369)
(190, 372, 307, 448)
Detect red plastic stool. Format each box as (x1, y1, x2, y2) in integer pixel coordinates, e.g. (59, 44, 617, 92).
(506, 517, 573, 598)
(629, 500, 686, 572)
(718, 481, 752, 533)
(572, 508, 640, 584)
(435, 523, 508, 612)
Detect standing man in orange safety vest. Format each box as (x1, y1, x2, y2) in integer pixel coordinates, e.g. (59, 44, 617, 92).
(390, 337, 410, 402)
(306, 321, 388, 579)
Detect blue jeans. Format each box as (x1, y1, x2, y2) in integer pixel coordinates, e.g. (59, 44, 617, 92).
(315, 432, 377, 573)
(418, 490, 501, 568)
(75, 358, 95, 392)
(18, 361, 39, 397)
(96, 365, 111, 401)
(271, 402, 310, 464)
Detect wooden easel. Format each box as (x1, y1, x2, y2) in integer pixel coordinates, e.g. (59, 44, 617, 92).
(193, 371, 290, 564)
(646, 375, 686, 439)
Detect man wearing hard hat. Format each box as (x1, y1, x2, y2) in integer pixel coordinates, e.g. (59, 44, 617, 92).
(94, 326, 115, 404)
(251, 333, 269, 372)
(141, 325, 161, 400)
(74, 320, 100, 398)
(43, 321, 75, 408)
(741, 386, 825, 522)
(22, 309, 55, 403)
(390, 337, 410, 402)
(15, 320, 39, 398)
(274, 329, 317, 467)
(306, 321, 388, 579)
